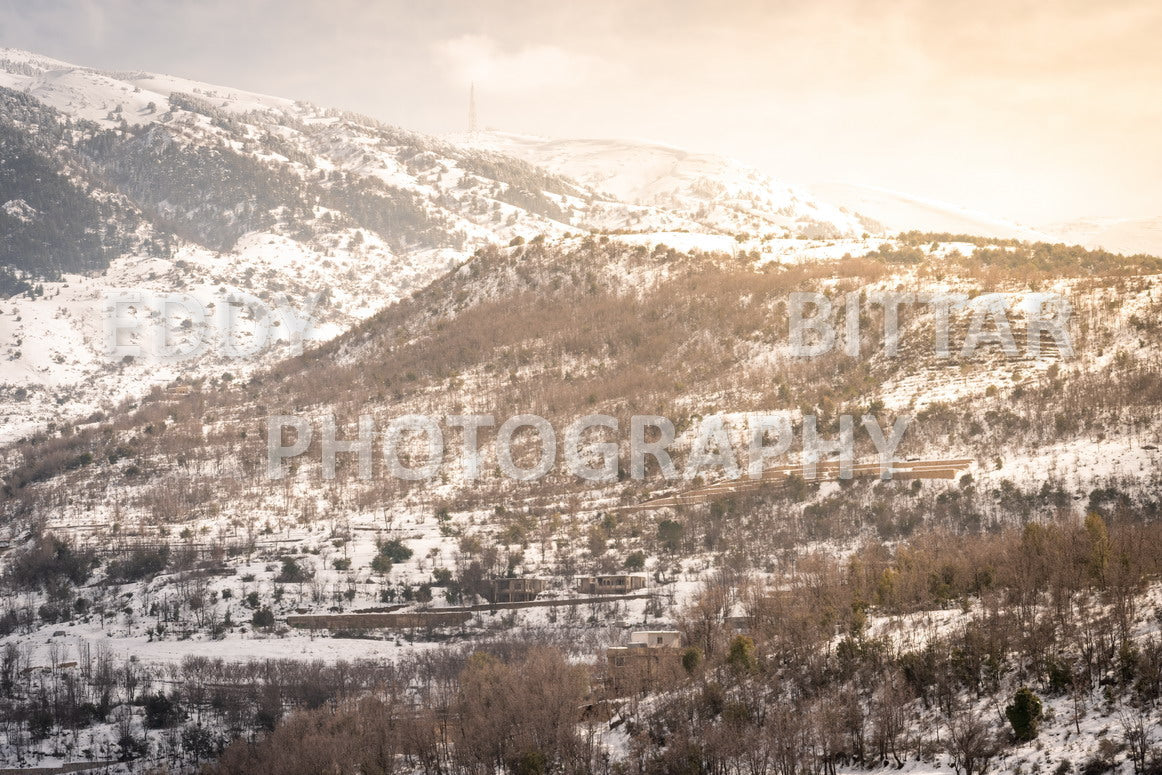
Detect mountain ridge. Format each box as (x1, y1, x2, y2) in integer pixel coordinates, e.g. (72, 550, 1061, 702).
(0, 47, 888, 444)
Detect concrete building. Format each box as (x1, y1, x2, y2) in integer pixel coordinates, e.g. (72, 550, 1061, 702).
(577, 574, 647, 596)
(605, 630, 683, 692)
(488, 577, 546, 604)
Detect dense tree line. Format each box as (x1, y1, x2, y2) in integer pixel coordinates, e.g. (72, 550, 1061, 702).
(0, 88, 163, 294)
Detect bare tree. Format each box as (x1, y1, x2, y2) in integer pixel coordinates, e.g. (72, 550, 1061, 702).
(946, 708, 1000, 775)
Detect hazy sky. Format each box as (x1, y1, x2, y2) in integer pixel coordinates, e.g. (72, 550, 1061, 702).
(1, 0, 1159, 223)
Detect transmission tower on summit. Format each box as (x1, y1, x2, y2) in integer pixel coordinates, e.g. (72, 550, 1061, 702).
(468, 82, 478, 133)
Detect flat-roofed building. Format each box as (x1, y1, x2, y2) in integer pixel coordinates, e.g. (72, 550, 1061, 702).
(488, 577, 546, 603)
(605, 630, 683, 692)
(577, 574, 647, 596)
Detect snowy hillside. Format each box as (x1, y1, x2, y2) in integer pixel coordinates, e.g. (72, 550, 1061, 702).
(809, 181, 1162, 258)
(2, 0, 1161, 768)
(0, 48, 771, 443)
(0, 48, 907, 444)
(2, 231, 1161, 773)
(456, 131, 883, 239)
(1047, 216, 1162, 258)
(807, 181, 1051, 241)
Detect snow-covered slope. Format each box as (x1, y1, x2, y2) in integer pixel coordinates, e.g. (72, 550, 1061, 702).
(5, 45, 1156, 450)
(0, 48, 294, 126)
(1046, 216, 1162, 257)
(808, 181, 1162, 258)
(0, 47, 903, 444)
(0, 232, 449, 443)
(456, 131, 883, 239)
(807, 181, 1050, 241)
(0, 48, 736, 442)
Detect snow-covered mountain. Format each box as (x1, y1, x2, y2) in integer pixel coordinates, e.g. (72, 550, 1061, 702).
(1045, 215, 1162, 257)
(3, 48, 1162, 775)
(806, 181, 1051, 242)
(809, 181, 1162, 258)
(4, 45, 1157, 448)
(457, 131, 883, 239)
(0, 48, 799, 442)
